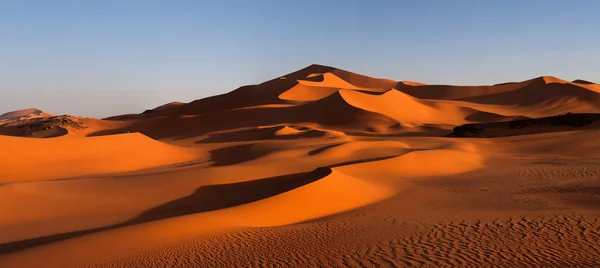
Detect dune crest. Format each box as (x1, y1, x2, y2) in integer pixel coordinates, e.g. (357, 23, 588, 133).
(274, 126, 302, 135)
(539, 75, 569, 84)
(338, 144, 484, 179)
(400, 80, 428, 86)
(219, 168, 395, 227)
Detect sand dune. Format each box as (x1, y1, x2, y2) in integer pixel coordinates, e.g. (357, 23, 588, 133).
(215, 167, 395, 227)
(274, 125, 302, 135)
(458, 76, 600, 110)
(0, 108, 53, 123)
(339, 89, 476, 127)
(278, 83, 341, 101)
(329, 68, 399, 89)
(337, 143, 484, 179)
(0, 133, 200, 183)
(278, 72, 387, 101)
(291, 90, 399, 132)
(3, 64, 600, 267)
(573, 79, 596, 84)
(396, 76, 600, 117)
(396, 78, 533, 100)
(94, 65, 600, 138)
(152, 101, 185, 111)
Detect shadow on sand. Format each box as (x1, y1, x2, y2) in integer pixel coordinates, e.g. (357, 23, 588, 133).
(0, 168, 332, 255)
(0, 147, 411, 255)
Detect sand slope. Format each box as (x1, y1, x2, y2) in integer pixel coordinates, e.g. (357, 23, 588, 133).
(215, 168, 394, 227)
(0, 133, 199, 183)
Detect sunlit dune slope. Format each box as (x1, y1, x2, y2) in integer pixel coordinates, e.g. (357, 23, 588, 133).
(338, 144, 484, 179)
(0, 133, 199, 183)
(459, 77, 600, 106)
(397, 76, 600, 110)
(338, 89, 476, 127)
(0, 140, 487, 267)
(121, 64, 397, 117)
(213, 167, 395, 227)
(290, 90, 398, 131)
(93, 65, 600, 140)
(279, 72, 389, 101)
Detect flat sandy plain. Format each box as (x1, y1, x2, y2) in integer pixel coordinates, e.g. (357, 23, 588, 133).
(1, 65, 600, 267)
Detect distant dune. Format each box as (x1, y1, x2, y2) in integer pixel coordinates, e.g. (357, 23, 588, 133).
(2, 64, 600, 267)
(0, 108, 53, 123)
(572, 79, 596, 84)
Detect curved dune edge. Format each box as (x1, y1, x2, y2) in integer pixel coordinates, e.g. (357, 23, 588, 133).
(0, 168, 395, 268)
(278, 83, 341, 101)
(215, 168, 395, 227)
(0, 143, 485, 267)
(337, 143, 484, 179)
(0, 133, 200, 183)
(278, 72, 389, 102)
(339, 89, 473, 127)
(293, 90, 399, 132)
(297, 72, 357, 89)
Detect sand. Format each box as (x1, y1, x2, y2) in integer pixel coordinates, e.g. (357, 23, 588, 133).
(0, 133, 201, 183)
(0, 108, 53, 123)
(2, 64, 600, 267)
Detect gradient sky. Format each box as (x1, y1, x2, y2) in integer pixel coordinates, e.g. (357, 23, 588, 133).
(2, 0, 599, 118)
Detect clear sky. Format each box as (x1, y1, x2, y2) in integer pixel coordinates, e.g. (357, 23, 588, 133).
(2, 0, 599, 118)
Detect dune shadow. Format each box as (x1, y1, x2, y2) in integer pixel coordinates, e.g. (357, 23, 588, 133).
(0, 146, 414, 255)
(133, 168, 331, 222)
(326, 155, 400, 168)
(343, 129, 447, 138)
(308, 143, 346, 156)
(0, 168, 332, 255)
(208, 143, 271, 167)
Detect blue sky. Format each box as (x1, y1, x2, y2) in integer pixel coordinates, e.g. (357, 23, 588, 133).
(1, 0, 599, 117)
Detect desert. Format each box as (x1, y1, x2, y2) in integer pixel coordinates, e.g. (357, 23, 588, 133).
(1, 64, 600, 267)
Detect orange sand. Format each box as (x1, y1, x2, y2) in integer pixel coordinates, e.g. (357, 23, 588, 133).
(2, 64, 600, 267)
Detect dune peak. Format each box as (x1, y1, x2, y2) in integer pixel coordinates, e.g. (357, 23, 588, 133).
(538, 75, 568, 84)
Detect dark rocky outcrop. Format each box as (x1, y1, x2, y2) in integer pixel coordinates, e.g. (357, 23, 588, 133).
(447, 113, 600, 138)
(0, 115, 87, 137)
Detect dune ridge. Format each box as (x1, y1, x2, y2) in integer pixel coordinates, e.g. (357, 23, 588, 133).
(88, 65, 600, 139)
(3, 64, 600, 267)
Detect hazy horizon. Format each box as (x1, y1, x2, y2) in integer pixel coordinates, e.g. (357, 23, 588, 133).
(2, 0, 599, 118)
